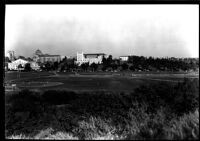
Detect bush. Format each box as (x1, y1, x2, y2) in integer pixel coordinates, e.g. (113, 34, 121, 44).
(5, 89, 45, 136)
(7, 89, 42, 113)
(164, 109, 199, 140)
(41, 90, 78, 105)
(5, 79, 199, 139)
(72, 116, 116, 140)
(132, 78, 199, 115)
(172, 78, 199, 115)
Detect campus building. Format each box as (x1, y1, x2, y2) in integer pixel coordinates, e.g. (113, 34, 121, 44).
(33, 49, 61, 63)
(119, 56, 129, 61)
(8, 58, 40, 70)
(76, 52, 106, 66)
(8, 59, 28, 70)
(29, 61, 40, 70)
(6, 50, 15, 61)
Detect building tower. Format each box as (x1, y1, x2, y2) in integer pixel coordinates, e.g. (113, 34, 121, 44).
(7, 50, 15, 61)
(35, 49, 43, 56)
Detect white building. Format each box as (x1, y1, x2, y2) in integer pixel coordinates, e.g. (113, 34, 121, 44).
(8, 59, 40, 70)
(30, 61, 40, 70)
(119, 56, 129, 61)
(33, 49, 61, 63)
(76, 52, 106, 66)
(8, 59, 28, 70)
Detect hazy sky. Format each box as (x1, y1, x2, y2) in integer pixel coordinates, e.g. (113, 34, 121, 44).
(5, 5, 199, 58)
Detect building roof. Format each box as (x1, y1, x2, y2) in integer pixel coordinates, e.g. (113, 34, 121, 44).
(35, 49, 43, 55)
(84, 53, 106, 56)
(119, 56, 129, 57)
(38, 54, 60, 57)
(12, 58, 28, 63)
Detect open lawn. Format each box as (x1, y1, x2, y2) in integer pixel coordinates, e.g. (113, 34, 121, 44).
(5, 71, 54, 82)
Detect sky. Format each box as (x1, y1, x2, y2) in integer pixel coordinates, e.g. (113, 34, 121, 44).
(5, 5, 199, 58)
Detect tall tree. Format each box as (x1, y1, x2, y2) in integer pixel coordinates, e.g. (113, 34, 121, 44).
(53, 62, 59, 70)
(5, 57, 11, 62)
(111, 62, 118, 71)
(121, 63, 128, 70)
(27, 57, 33, 62)
(90, 63, 98, 72)
(107, 55, 113, 65)
(18, 64, 23, 70)
(24, 63, 32, 71)
(81, 62, 89, 72)
(45, 62, 51, 71)
(18, 56, 26, 60)
(102, 56, 107, 65)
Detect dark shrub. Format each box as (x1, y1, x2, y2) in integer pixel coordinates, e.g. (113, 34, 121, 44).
(172, 78, 199, 115)
(5, 89, 44, 136)
(41, 90, 78, 105)
(133, 84, 165, 113)
(7, 89, 42, 113)
(132, 78, 199, 115)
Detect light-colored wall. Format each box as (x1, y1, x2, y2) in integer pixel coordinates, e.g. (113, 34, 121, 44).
(119, 56, 129, 61)
(76, 52, 104, 65)
(39, 56, 61, 63)
(30, 62, 40, 70)
(8, 59, 28, 70)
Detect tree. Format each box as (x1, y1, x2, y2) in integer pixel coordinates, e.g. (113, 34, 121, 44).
(102, 56, 107, 71)
(81, 62, 89, 72)
(18, 56, 26, 60)
(102, 56, 107, 66)
(111, 62, 118, 71)
(121, 63, 128, 70)
(27, 57, 33, 62)
(107, 55, 113, 66)
(90, 63, 98, 72)
(58, 62, 65, 72)
(53, 62, 59, 70)
(44, 62, 52, 71)
(129, 65, 135, 71)
(61, 56, 67, 62)
(24, 63, 32, 71)
(5, 57, 11, 62)
(18, 64, 23, 70)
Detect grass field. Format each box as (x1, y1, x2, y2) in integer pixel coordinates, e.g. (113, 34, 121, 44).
(5, 71, 198, 92)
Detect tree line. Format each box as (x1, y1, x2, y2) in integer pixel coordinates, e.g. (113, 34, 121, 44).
(5, 55, 199, 72)
(41, 55, 199, 72)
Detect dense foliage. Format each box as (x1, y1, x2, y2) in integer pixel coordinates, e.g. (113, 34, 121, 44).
(5, 55, 199, 73)
(24, 63, 31, 71)
(5, 78, 199, 139)
(55, 56, 199, 72)
(128, 56, 199, 72)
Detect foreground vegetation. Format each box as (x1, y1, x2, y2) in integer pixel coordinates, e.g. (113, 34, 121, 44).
(5, 78, 199, 140)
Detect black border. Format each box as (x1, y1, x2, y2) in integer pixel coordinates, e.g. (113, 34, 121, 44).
(4, 0, 200, 4)
(1, 2, 5, 140)
(1, 0, 199, 140)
